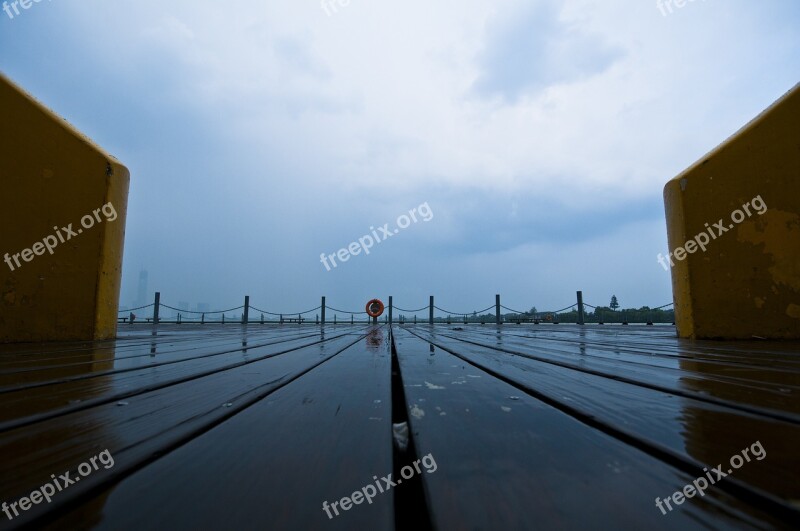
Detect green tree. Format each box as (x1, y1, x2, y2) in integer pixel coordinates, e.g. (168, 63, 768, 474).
(610, 295, 619, 311)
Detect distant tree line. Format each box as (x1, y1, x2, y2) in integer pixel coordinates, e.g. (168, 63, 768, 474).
(396, 295, 674, 324)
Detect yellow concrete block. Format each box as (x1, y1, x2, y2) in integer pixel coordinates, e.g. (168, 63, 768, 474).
(0, 73, 129, 343)
(664, 83, 800, 339)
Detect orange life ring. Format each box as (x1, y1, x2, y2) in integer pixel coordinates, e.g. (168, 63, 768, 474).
(366, 299, 385, 318)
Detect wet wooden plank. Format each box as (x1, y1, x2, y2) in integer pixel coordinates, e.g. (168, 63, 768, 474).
(42, 327, 394, 530)
(0, 328, 359, 425)
(392, 327, 790, 530)
(466, 325, 800, 368)
(1, 323, 797, 530)
(422, 326, 800, 418)
(407, 326, 800, 504)
(0, 328, 371, 528)
(467, 326, 800, 371)
(0, 327, 326, 378)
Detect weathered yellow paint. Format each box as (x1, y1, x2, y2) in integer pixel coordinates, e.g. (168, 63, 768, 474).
(664, 83, 800, 339)
(0, 73, 129, 343)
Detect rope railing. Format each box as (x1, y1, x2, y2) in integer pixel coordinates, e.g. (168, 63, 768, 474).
(325, 306, 361, 315)
(118, 303, 154, 313)
(432, 304, 495, 316)
(250, 305, 321, 316)
(393, 305, 429, 313)
(247, 306, 284, 317)
(548, 303, 578, 314)
(119, 292, 675, 326)
(160, 304, 244, 315)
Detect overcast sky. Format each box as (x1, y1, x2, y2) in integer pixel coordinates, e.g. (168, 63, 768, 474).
(2, 0, 798, 316)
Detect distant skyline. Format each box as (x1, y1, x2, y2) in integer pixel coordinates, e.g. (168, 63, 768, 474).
(2, 1, 799, 314)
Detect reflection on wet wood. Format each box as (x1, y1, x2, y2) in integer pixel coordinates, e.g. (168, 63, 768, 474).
(0, 324, 797, 529)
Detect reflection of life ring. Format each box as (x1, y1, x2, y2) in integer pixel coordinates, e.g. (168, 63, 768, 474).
(366, 299, 385, 318)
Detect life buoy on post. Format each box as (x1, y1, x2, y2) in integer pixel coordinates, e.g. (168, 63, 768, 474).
(366, 299, 385, 319)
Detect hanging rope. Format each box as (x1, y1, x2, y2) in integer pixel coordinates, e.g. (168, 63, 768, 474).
(393, 305, 429, 313)
(118, 303, 154, 313)
(161, 303, 244, 315)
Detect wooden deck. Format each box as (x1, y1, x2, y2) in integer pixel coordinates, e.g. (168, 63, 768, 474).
(0, 324, 798, 530)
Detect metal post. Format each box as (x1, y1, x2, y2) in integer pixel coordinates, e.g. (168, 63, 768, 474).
(429, 296, 434, 325)
(577, 291, 585, 325)
(321, 296, 326, 324)
(495, 294, 501, 325)
(243, 296, 250, 325)
(351, 314, 354, 325)
(153, 292, 160, 324)
(388, 296, 393, 324)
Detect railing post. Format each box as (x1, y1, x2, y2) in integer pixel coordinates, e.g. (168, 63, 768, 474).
(495, 294, 501, 325)
(153, 292, 160, 324)
(321, 296, 326, 324)
(388, 296, 393, 324)
(429, 296, 434, 325)
(201, 313, 205, 324)
(243, 296, 250, 325)
(577, 291, 585, 325)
